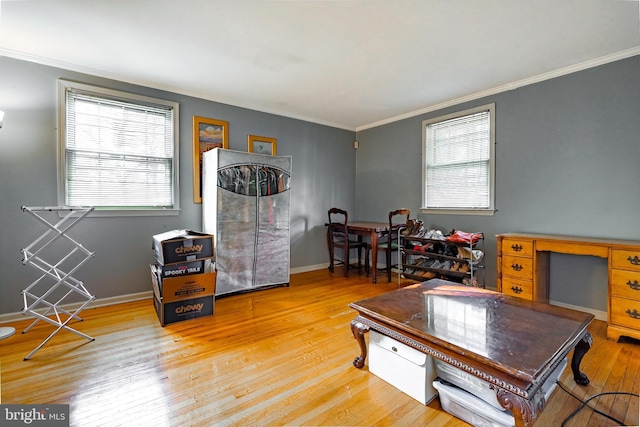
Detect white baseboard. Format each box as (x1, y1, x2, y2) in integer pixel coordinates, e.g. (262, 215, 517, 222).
(549, 299, 607, 322)
(0, 291, 153, 325)
(290, 263, 328, 274)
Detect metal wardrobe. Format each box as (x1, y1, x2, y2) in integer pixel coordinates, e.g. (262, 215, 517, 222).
(202, 148, 292, 296)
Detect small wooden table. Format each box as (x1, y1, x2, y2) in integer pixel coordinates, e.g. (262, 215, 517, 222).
(349, 279, 594, 427)
(347, 221, 401, 284)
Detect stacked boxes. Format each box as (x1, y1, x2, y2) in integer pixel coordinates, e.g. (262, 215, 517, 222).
(151, 230, 216, 326)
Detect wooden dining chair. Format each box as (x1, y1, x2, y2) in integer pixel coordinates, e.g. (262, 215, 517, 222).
(376, 209, 411, 282)
(327, 208, 370, 277)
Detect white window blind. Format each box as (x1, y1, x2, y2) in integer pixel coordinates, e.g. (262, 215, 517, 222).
(423, 104, 495, 213)
(61, 82, 177, 210)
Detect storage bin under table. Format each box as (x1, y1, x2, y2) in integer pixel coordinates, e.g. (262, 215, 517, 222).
(433, 357, 568, 426)
(368, 330, 438, 405)
(433, 379, 515, 427)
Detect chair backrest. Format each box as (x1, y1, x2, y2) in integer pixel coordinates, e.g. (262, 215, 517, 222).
(328, 207, 349, 241)
(389, 208, 410, 234)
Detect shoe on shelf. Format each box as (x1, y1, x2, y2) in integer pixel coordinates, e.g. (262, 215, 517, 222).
(457, 247, 484, 263)
(408, 220, 422, 236)
(419, 243, 434, 252)
(401, 219, 415, 236)
(430, 260, 443, 269)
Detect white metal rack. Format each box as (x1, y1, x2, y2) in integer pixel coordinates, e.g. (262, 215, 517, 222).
(20, 206, 96, 360)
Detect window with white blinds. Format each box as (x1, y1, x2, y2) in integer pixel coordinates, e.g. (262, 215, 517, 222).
(422, 104, 495, 214)
(58, 80, 179, 214)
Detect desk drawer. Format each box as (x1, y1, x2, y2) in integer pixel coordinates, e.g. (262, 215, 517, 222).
(612, 249, 640, 273)
(501, 239, 533, 258)
(501, 277, 533, 300)
(611, 269, 640, 301)
(501, 255, 533, 280)
(610, 297, 640, 331)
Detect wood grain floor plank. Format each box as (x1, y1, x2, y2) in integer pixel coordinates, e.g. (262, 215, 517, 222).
(1, 269, 638, 426)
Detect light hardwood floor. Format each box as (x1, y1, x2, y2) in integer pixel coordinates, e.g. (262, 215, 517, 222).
(0, 269, 638, 426)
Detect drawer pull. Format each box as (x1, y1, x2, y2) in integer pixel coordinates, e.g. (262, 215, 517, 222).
(626, 308, 640, 319)
(511, 244, 523, 252)
(511, 264, 523, 272)
(511, 286, 523, 294)
(391, 346, 398, 352)
(627, 280, 640, 290)
(628, 255, 640, 266)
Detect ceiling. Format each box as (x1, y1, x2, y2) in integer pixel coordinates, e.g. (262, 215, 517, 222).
(1, 1, 639, 131)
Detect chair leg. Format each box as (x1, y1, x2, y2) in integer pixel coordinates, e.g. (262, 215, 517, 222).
(328, 241, 335, 273)
(386, 247, 392, 282)
(365, 246, 370, 277)
(343, 247, 349, 277)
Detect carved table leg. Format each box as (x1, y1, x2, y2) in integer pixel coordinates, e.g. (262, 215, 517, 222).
(571, 332, 593, 386)
(350, 319, 370, 368)
(496, 389, 542, 427)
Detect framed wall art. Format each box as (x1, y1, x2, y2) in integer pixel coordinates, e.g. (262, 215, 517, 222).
(248, 134, 277, 156)
(193, 116, 228, 203)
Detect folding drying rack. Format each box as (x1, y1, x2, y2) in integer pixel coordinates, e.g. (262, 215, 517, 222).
(20, 206, 96, 360)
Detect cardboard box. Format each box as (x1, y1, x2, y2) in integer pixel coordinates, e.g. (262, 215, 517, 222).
(369, 330, 438, 405)
(150, 264, 216, 326)
(152, 229, 214, 265)
(156, 260, 206, 278)
(153, 294, 215, 326)
(150, 264, 216, 303)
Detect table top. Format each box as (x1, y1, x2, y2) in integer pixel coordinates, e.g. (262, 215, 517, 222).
(349, 279, 594, 384)
(348, 221, 401, 232)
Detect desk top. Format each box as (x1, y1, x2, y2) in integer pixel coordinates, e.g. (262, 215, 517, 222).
(497, 232, 640, 248)
(349, 279, 594, 383)
(348, 221, 402, 233)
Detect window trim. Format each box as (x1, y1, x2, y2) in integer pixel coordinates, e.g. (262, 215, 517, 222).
(57, 80, 180, 217)
(420, 103, 496, 216)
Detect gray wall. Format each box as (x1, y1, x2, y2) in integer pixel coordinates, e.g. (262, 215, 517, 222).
(0, 56, 356, 316)
(2, 54, 637, 317)
(355, 55, 640, 312)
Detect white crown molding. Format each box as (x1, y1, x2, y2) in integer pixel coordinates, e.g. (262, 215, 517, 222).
(0, 48, 355, 132)
(3, 46, 638, 134)
(356, 47, 640, 132)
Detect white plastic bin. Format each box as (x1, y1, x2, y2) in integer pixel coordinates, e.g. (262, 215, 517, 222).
(369, 330, 438, 404)
(433, 379, 515, 427)
(434, 357, 567, 410)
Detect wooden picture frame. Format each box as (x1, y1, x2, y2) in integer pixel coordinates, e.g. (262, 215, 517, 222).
(193, 116, 229, 203)
(248, 134, 277, 156)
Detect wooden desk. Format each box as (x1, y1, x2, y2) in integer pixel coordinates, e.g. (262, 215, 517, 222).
(347, 221, 398, 284)
(496, 233, 640, 341)
(349, 279, 594, 427)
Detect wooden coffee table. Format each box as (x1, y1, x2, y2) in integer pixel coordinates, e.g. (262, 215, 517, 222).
(349, 279, 594, 427)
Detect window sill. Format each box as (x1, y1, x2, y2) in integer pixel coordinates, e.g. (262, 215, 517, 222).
(420, 208, 496, 216)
